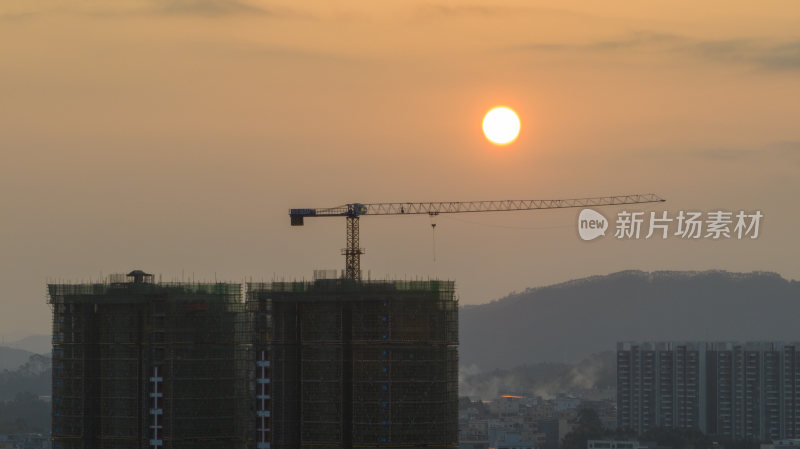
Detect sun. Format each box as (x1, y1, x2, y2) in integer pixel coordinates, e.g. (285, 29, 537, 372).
(482, 107, 520, 145)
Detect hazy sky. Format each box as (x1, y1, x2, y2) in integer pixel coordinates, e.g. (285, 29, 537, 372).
(1, 0, 798, 337)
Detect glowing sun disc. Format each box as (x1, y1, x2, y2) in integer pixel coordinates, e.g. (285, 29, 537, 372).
(483, 107, 520, 145)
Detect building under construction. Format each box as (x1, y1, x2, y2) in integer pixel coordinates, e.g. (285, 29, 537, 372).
(48, 270, 458, 449)
(247, 278, 459, 449)
(47, 271, 252, 449)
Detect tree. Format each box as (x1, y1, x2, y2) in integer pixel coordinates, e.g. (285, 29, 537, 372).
(0, 391, 50, 433)
(562, 408, 606, 449)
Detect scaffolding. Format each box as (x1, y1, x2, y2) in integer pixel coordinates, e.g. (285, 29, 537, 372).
(48, 273, 253, 449)
(247, 279, 459, 449)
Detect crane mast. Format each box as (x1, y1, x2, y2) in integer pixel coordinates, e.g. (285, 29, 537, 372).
(290, 193, 665, 281)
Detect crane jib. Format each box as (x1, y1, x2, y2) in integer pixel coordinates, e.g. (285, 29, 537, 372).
(289, 194, 665, 280)
(290, 194, 664, 220)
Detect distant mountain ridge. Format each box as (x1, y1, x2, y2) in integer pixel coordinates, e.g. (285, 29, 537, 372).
(460, 270, 800, 370)
(4, 270, 797, 375)
(6, 335, 51, 355)
(0, 347, 35, 372)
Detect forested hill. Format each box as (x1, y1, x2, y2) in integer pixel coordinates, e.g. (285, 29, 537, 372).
(460, 270, 799, 370)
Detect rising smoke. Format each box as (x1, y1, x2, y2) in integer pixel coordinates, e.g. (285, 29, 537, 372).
(458, 351, 614, 400)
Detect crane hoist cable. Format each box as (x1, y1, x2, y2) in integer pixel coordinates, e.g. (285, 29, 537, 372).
(429, 213, 438, 263)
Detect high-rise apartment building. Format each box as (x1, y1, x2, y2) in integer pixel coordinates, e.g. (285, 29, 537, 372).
(618, 342, 800, 441)
(48, 271, 252, 449)
(247, 279, 459, 449)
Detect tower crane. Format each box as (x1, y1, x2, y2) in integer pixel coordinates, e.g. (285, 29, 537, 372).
(290, 194, 665, 281)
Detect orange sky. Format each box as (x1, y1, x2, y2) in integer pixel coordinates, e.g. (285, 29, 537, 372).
(1, 0, 799, 337)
